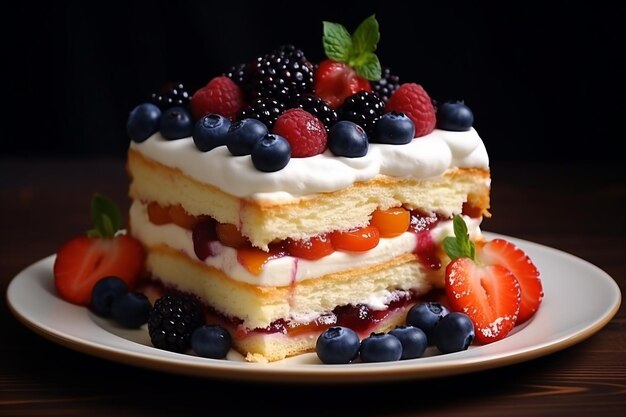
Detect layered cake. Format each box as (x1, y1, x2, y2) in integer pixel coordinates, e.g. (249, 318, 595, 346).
(125, 16, 492, 362)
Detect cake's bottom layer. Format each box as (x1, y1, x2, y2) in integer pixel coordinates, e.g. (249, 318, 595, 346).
(142, 248, 445, 362)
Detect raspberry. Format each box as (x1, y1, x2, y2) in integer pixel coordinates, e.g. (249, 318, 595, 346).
(385, 83, 436, 137)
(273, 109, 327, 157)
(190, 76, 245, 121)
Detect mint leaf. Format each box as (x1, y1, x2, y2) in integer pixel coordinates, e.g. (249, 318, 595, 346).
(352, 52, 381, 81)
(323, 21, 353, 62)
(443, 214, 476, 261)
(352, 14, 379, 55)
(90, 193, 121, 238)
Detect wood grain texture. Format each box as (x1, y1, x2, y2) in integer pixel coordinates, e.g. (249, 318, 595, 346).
(1, 157, 624, 417)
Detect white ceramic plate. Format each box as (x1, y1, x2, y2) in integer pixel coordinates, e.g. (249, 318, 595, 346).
(6, 233, 621, 383)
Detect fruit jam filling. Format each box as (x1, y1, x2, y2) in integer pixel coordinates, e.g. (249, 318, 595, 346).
(145, 201, 483, 274)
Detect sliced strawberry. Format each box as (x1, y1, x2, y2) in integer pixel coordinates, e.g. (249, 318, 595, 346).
(53, 235, 145, 306)
(314, 60, 371, 110)
(477, 239, 543, 324)
(445, 257, 521, 344)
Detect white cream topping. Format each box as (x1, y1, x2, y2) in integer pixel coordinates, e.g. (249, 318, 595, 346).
(130, 128, 488, 203)
(130, 201, 483, 287)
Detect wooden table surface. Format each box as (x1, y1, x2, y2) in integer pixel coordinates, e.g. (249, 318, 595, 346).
(1, 157, 624, 417)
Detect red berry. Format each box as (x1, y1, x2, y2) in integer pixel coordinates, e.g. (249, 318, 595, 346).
(385, 83, 436, 137)
(53, 235, 145, 306)
(445, 257, 521, 344)
(190, 76, 245, 121)
(285, 235, 335, 260)
(273, 108, 327, 157)
(477, 239, 543, 324)
(313, 60, 371, 110)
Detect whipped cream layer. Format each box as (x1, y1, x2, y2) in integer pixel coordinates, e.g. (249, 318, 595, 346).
(130, 128, 488, 203)
(130, 201, 483, 287)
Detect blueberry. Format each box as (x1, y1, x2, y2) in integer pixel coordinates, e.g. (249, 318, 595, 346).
(191, 325, 232, 359)
(436, 101, 474, 131)
(193, 114, 231, 152)
(110, 292, 152, 328)
(372, 112, 415, 144)
(328, 120, 369, 157)
(159, 106, 194, 140)
(406, 302, 450, 343)
(389, 325, 428, 360)
(226, 118, 268, 156)
(316, 326, 360, 364)
(127, 103, 161, 142)
(359, 332, 403, 363)
(433, 312, 475, 354)
(251, 134, 291, 172)
(91, 276, 129, 316)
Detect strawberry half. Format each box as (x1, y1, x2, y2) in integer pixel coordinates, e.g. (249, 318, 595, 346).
(477, 239, 543, 324)
(445, 257, 521, 344)
(443, 215, 523, 344)
(53, 194, 145, 306)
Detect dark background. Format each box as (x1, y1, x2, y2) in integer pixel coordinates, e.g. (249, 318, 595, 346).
(3, 1, 624, 162)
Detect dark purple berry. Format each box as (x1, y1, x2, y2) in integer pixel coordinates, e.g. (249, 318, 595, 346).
(91, 276, 129, 316)
(372, 112, 415, 144)
(191, 325, 232, 359)
(193, 114, 231, 152)
(406, 302, 450, 343)
(127, 103, 161, 142)
(150, 82, 191, 110)
(389, 325, 428, 359)
(328, 121, 368, 157)
(436, 101, 474, 131)
(251, 134, 291, 172)
(316, 326, 360, 364)
(225, 118, 268, 156)
(237, 97, 285, 129)
(359, 332, 403, 363)
(192, 217, 218, 260)
(371, 67, 400, 103)
(110, 292, 151, 329)
(159, 106, 194, 140)
(338, 91, 385, 136)
(433, 312, 475, 354)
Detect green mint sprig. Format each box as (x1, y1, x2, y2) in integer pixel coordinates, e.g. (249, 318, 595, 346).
(87, 193, 121, 238)
(322, 14, 382, 81)
(443, 214, 476, 261)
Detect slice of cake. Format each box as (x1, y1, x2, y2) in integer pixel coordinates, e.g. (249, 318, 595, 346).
(125, 16, 490, 362)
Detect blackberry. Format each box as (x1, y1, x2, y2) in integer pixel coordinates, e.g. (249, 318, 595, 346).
(338, 91, 386, 136)
(237, 97, 285, 129)
(150, 81, 191, 110)
(225, 62, 251, 92)
(247, 44, 314, 105)
(148, 293, 205, 353)
(297, 95, 338, 130)
(371, 67, 400, 102)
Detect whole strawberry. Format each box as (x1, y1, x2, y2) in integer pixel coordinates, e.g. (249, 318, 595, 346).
(190, 76, 245, 121)
(53, 194, 145, 306)
(314, 15, 381, 109)
(273, 108, 327, 157)
(385, 83, 436, 137)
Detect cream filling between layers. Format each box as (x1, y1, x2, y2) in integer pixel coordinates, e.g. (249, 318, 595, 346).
(130, 200, 483, 288)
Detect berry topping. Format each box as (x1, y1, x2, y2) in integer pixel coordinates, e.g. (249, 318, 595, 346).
(405, 301, 450, 342)
(192, 217, 218, 260)
(327, 120, 369, 157)
(436, 100, 474, 131)
(316, 326, 360, 364)
(296, 94, 338, 130)
(359, 332, 403, 363)
(338, 91, 385, 136)
(193, 114, 231, 152)
(432, 312, 475, 354)
(150, 81, 191, 110)
(191, 325, 232, 359)
(477, 239, 543, 324)
(314, 15, 382, 109)
(148, 293, 206, 353)
(190, 76, 245, 121)
(273, 108, 327, 157)
(237, 97, 285, 130)
(159, 106, 194, 140)
(127, 103, 161, 142)
(225, 118, 268, 156)
(110, 292, 151, 329)
(372, 111, 415, 144)
(389, 325, 428, 360)
(371, 67, 400, 103)
(53, 194, 145, 306)
(91, 276, 129, 316)
(443, 215, 521, 344)
(247, 44, 314, 104)
(251, 133, 292, 172)
(385, 83, 436, 137)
